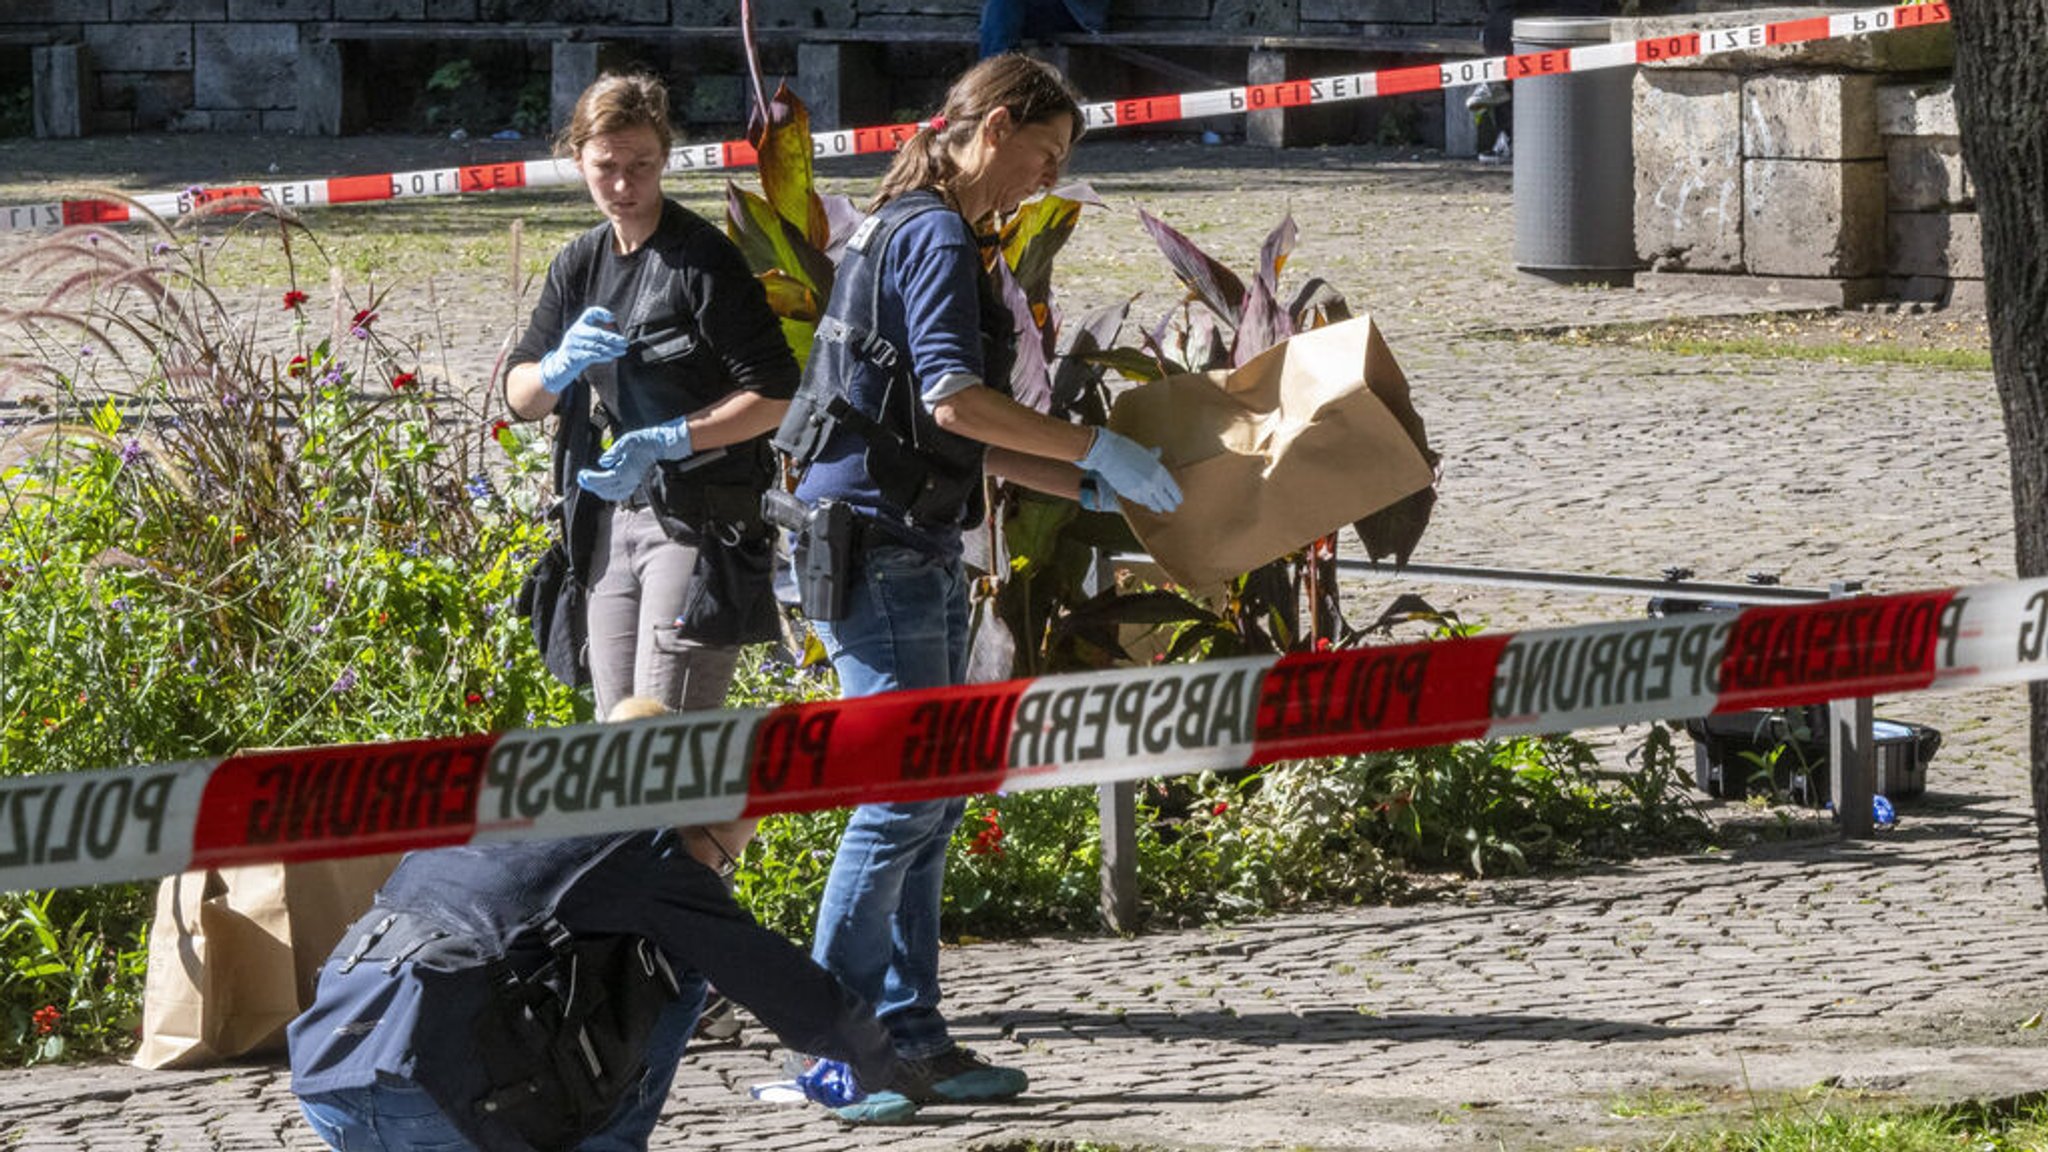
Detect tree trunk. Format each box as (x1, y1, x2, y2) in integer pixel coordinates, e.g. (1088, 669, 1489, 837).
(1952, 1, 2048, 895)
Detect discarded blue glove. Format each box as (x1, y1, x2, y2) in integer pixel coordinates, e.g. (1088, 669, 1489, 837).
(1872, 794, 1896, 828)
(1078, 428, 1182, 514)
(538, 306, 628, 394)
(1077, 470, 1117, 513)
(796, 1059, 866, 1108)
(576, 416, 693, 502)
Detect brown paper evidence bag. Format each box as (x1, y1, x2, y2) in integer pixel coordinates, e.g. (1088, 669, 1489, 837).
(132, 854, 401, 1069)
(1107, 314, 1437, 591)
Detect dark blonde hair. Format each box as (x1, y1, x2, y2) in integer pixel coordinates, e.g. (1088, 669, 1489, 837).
(872, 54, 1084, 211)
(558, 72, 676, 158)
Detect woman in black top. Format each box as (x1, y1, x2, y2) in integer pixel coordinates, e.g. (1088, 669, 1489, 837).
(506, 73, 797, 725)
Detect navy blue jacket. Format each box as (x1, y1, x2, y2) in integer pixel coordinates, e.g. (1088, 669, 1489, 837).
(288, 831, 895, 1135)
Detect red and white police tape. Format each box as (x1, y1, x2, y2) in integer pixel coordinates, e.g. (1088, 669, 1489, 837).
(1, 4, 1951, 234)
(4, 569, 2044, 893)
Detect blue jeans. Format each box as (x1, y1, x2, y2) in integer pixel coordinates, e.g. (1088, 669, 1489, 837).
(811, 545, 971, 1060)
(298, 983, 705, 1152)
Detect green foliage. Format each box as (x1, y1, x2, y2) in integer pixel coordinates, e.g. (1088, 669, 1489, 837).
(1616, 1093, 2048, 1152)
(0, 207, 577, 1063)
(0, 889, 148, 1064)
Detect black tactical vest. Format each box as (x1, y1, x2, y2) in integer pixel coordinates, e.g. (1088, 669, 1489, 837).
(772, 190, 1018, 530)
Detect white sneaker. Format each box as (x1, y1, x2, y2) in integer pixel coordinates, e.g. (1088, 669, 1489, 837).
(1465, 81, 1509, 110)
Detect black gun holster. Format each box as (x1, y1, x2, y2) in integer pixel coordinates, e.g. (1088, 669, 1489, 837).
(761, 489, 857, 622)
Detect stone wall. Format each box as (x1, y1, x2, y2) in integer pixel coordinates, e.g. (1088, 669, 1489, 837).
(1, 0, 1501, 138)
(1621, 6, 1977, 306)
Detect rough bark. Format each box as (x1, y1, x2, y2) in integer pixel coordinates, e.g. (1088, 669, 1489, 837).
(1952, 0, 2048, 896)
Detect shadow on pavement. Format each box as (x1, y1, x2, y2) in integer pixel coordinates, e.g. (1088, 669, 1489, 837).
(1000, 1008, 1718, 1047)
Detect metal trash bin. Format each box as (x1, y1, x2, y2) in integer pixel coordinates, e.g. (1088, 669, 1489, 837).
(1510, 16, 1638, 285)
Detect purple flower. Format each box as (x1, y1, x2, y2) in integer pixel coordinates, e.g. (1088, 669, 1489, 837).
(153, 241, 172, 255)
(80, 345, 93, 358)
(222, 392, 239, 407)
(319, 366, 344, 387)
(108, 597, 130, 613)
(402, 541, 424, 557)
(119, 439, 143, 466)
(464, 473, 493, 500)
(309, 623, 326, 635)
(323, 574, 337, 593)
(331, 668, 358, 695)
(350, 326, 369, 341)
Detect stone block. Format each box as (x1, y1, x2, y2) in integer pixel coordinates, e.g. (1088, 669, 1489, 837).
(1300, 0, 1414, 22)
(1888, 274, 1983, 308)
(193, 23, 295, 110)
(550, 40, 597, 135)
(9, 0, 111, 18)
(1886, 135, 1971, 211)
(261, 109, 297, 132)
(121, 70, 195, 126)
(112, 0, 225, 17)
(793, 39, 888, 132)
(1744, 157, 1885, 277)
(1741, 71, 1878, 160)
(423, 0, 475, 16)
(210, 108, 261, 132)
(230, 0, 331, 16)
(32, 44, 89, 138)
(750, 0, 852, 28)
(1635, 269, 1885, 308)
(168, 107, 212, 130)
(1436, 0, 1484, 19)
(296, 34, 341, 134)
(673, 0, 736, 23)
(332, 0, 424, 16)
(1889, 210, 1982, 279)
(1612, 8, 1952, 73)
(683, 73, 743, 125)
(84, 24, 192, 72)
(1635, 69, 1743, 272)
(89, 109, 135, 132)
(1877, 79, 1957, 136)
(1214, 0, 1297, 33)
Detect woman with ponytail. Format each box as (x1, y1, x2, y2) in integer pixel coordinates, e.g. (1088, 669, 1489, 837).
(781, 53, 1182, 1123)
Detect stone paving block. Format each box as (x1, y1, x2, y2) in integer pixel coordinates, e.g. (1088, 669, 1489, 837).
(1742, 71, 1879, 160)
(331, 0, 424, 15)
(229, 0, 329, 15)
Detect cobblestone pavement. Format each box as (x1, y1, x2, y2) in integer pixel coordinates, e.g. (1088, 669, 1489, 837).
(3, 139, 2040, 1151)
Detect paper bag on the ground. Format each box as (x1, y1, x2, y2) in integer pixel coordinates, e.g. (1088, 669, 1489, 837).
(133, 854, 400, 1069)
(1107, 314, 1435, 590)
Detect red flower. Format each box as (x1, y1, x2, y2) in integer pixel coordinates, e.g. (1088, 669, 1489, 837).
(464, 692, 484, 707)
(351, 309, 378, 328)
(390, 371, 417, 391)
(967, 809, 1005, 856)
(32, 1005, 61, 1036)
(281, 289, 309, 310)
(286, 355, 309, 378)
(490, 419, 511, 440)
(1314, 636, 1333, 653)
(231, 529, 248, 547)
(1211, 801, 1229, 817)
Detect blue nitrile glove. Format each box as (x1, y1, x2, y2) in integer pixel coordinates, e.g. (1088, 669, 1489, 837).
(1078, 428, 1182, 514)
(576, 416, 693, 502)
(796, 1059, 866, 1107)
(538, 306, 628, 394)
(1077, 470, 1117, 512)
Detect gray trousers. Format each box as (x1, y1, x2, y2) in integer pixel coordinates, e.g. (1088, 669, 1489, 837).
(585, 504, 742, 720)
